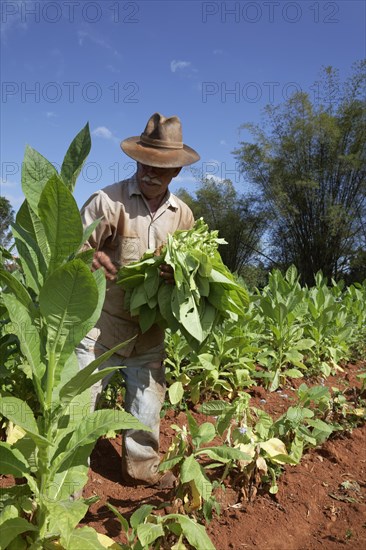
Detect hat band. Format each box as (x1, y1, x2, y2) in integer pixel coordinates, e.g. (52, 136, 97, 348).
(140, 133, 183, 149)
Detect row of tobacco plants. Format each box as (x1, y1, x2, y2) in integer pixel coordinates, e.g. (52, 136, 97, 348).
(104, 269, 366, 534)
(163, 265, 366, 402)
(0, 125, 365, 549)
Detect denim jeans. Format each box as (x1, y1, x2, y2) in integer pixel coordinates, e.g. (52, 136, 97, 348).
(75, 336, 166, 484)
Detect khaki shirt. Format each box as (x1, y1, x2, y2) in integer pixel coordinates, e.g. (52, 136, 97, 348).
(80, 175, 194, 356)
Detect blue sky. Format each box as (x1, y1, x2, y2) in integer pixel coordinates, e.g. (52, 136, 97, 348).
(1, 0, 365, 211)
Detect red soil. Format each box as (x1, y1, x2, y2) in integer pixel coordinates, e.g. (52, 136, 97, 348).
(82, 361, 366, 550)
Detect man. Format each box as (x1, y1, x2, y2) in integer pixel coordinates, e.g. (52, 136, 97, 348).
(76, 112, 200, 487)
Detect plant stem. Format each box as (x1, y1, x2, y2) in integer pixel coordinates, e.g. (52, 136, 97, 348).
(45, 350, 56, 409)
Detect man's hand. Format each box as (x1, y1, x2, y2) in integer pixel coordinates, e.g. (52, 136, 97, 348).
(92, 251, 117, 281)
(160, 263, 175, 284)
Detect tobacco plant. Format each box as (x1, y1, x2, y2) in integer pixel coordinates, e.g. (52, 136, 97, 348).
(159, 411, 248, 520)
(0, 125, 147, 549)
(253, 266, 314, 390)
(303, 273, 354, 375)
(200, 395, 297, 497)
(106, 503, 216, 550)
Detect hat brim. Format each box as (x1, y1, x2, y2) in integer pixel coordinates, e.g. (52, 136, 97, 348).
(120, 136, 200, 168)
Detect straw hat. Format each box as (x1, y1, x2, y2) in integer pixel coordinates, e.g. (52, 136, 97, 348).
(121, 112, 200, 168)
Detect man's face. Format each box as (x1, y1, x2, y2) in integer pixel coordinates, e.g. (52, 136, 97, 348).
(137, 162, 181, 200)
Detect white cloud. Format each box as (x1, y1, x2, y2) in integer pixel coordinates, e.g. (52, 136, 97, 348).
(92, 126, 120, 144)
(220, 140, 227, 145)
(46, 111, 57, 118)
(213, 49, 223, 55)
(77, 29, 121, 57)
(92, 126, 113, 139)
(170, 60, 191, 73)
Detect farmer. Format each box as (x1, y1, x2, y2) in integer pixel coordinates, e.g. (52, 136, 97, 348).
(76, 113, 200, 487)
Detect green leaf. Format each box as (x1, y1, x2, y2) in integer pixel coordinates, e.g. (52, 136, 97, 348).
(164, 514, 216, 550)
(60, 123, 91, 192)
(11, 222, 46, 293)
(81, 218, 102, 247)
(158, 284, 179, 331)
(106, 502, 130, 533)
(307, 419, 334, 434)
(118, 273, 145, 289)
(16, 200, 50, 267)
(181, 455, 212, 499)
(269, 369, 281, 392)
(200, 446, 251, 463)
(139, 303, 157, 333)
(144, 266, 160, 300)
(49, 465, 89, 502)
(159, 455, 184, 471)
(75, 248, 95, 267)
(58, 336, 135, 407)
(0, 485, 31, 514)
(21, 145, 57, 214)
(168, 381, 184, 405)
(52, 410, 149, 474)
(38, 175, 83, 273)
(67, 526, 106, 549)
(285, 368, 304, 378)
(0, 517, 37, 550)
(199, 401, 229, 415)
(0, 397, 51, 448)
(137, 523, 164, 546)
(2, 294, 45, 390)
(293, 338, 315, 350)
(172, 291, 203, 342)
(0, 442, 30, 477)
(130, 504, 156, 530)
(194, 422, 216, 446)
(39, 259, 99, 385)
(0, 269, 35, 311)
(47, 499, 89, 547)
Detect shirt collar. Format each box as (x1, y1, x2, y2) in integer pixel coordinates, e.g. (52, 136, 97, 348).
(128, 174, 178, 210)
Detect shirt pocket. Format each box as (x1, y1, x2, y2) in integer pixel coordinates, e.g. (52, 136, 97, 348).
(120, 236, 140, 265)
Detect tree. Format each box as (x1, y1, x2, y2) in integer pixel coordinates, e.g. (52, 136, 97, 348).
(0, 196, 14, 248)
(234, 61, 366, 285)
(176, 177, 266, 274)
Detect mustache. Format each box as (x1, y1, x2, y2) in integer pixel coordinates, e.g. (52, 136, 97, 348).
(141, 175, 163, 186)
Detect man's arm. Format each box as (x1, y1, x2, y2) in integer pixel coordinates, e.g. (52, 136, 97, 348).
(80, 191, 117, 281)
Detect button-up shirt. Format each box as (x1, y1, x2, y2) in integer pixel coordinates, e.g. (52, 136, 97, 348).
(80, 175, 194, 356)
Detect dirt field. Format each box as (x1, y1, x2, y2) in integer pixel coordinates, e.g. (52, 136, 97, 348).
(82, 361, 366, 550)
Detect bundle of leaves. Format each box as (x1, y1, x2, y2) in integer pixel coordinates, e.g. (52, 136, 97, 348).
(117, 219, 249, 350)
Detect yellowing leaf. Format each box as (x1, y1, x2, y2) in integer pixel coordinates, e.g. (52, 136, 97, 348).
(260, 438, 288, 457)
(96, 533, 121, 549)
(256, 456, 268, 474)
(236, 443, 255, 467)
(183, 480, 202, 512)
(6, 423, 26, 445)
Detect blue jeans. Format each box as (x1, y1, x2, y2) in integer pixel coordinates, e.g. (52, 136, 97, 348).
(75, 336, 166, 484)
